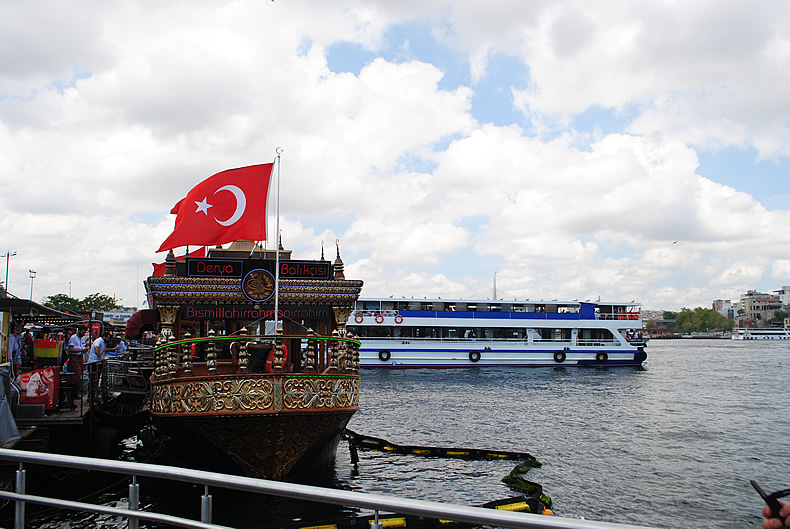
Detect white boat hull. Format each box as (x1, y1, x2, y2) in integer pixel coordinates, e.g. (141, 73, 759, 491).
(732, 329, 790, 340)
(359, 341, 646, 368)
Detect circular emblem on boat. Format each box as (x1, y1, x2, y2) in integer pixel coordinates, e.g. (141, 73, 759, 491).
(242, 268, 276, 302)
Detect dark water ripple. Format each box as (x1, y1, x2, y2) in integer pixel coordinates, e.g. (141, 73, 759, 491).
(18, 340, 790, 529)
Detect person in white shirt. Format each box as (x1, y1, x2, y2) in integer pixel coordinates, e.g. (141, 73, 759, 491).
(88, 331, 110, 363)
(106, 336, 127, 357)
(67, 327, 88, 380)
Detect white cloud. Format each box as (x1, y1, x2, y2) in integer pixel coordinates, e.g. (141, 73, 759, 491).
(1, 1, 788, 312)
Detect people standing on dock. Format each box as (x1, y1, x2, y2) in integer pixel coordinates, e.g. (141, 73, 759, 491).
(67, 327, 88, 381)
(8, 325, 22, 377)
(21, 328, 34, 364)
(88, 331, 110, 363)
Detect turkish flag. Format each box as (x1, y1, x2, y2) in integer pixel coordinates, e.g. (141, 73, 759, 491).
(152, 247, 206, 276)
(158, 164, 274, 252)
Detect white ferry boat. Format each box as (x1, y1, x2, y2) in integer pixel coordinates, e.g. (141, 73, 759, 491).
(731, 328, 790, 340)
(348, 297, 647, 368)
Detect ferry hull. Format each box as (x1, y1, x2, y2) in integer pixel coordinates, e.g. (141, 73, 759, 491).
(359, 344, 646, 368)
(731, 329, 790, 340)
(360, 351, 647, 369)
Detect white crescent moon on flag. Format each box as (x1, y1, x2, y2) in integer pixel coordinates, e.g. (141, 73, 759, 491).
(214, 185, 246, 226)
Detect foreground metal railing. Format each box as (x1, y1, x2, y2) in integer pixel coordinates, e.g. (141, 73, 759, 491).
(0, 448, 657, 529)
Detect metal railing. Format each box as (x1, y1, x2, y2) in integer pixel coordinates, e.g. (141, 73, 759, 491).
(0, 448, 657, 529)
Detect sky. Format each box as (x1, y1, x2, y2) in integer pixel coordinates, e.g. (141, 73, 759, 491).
(1, 0, 789, 312)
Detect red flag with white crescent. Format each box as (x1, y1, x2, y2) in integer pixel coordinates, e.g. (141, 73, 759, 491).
(158, 164, 273, 252)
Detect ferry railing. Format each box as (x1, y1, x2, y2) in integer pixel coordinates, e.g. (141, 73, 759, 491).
(597, 314, 640, 321)
(0, 448, 658, 529)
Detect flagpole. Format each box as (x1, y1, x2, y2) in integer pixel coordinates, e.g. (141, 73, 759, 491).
(274, 147, 283, 331)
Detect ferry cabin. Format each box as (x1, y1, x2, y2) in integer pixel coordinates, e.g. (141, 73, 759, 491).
(348, 298, 647, 368)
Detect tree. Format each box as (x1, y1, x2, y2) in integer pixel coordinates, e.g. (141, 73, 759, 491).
(44, 294, 82, 312)
(768, 309, 789, 326)
(81, 293, 121, 311)
(673, 307, 733, 333)
(44, 293, 121, 313)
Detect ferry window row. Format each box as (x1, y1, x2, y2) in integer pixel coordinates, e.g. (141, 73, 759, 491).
(347, 325, 615, 343)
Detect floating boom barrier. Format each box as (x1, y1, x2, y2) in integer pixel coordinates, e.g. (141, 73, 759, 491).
(343, 429, 552, 512)
(275, 495, 551, 529)
(344, 429, 541, 463)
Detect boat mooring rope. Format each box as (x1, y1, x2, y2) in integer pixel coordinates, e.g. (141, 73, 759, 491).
(343, 429, 552, 510)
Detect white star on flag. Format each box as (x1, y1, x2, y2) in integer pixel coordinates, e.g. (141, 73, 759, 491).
(194, 197, 213, 215)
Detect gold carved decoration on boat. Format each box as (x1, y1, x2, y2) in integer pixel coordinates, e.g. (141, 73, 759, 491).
(150, 375, 360, 416)
(242, 269, 275, 302)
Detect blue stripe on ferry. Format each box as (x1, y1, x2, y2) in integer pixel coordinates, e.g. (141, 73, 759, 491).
(399, 310, 586, 320)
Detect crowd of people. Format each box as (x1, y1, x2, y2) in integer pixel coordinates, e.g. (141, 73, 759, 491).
(6, 323, 127, 380)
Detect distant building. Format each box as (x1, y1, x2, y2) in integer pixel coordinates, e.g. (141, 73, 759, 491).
(712, 299, 734, 319)
(641, 309, 665, 322)
(103, 309, 138, 328)
(738, 290, 782, 326)
(773, 286, 790, 308)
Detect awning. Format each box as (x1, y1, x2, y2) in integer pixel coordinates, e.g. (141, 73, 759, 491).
(125, 309, 159, 339)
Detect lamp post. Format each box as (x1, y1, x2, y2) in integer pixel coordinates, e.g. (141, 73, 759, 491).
(29, 269, 36, 302)
(2, 251, 16, 298)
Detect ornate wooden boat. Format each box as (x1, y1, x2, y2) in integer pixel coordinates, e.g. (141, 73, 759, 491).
(143, 241, 363, 479)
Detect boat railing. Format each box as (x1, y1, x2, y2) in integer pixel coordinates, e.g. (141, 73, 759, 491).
(105, 358, 155, 393)
(151, 328, 362, 381)
(597, 314, 640, 321)
(0, 448, 657, 529)
(574, 339, 618, 347)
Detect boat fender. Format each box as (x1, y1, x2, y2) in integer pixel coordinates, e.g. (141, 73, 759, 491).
(596, 351, 608, 362)
(469, 350, 481, 362)
(265, 344, 289, 372)
(354, 313, 363, 324)
(553, 351, 566, 363)
(378, 349, 391, 361)
(635, 350, 647, 362)
(375, 314, 384, 324)
(394, 314, 403, 324)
